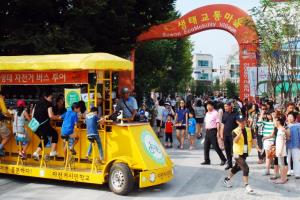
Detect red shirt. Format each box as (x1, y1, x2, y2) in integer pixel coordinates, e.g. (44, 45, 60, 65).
(165, 121, 173, 134)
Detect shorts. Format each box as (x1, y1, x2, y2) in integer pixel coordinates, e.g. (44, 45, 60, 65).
(189, 132, 195, 136)
(274, 156, 288, 167)
(263, 140, 274, 151)
(196, 118, 204, 124)
(0, 123, 10, 139)
(161, 122, 166, 129)
(156, 119, 162, 127)
(176, 126, 186, 130)
(61, 133, 78, 147)
(14, 132, 30, 145)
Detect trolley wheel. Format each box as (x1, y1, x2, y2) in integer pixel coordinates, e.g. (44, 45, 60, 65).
(108, 163, 134, 195)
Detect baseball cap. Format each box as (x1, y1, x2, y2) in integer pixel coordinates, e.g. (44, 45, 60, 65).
(17, 100, 26, 107)
(236, 115, 246, 122)
(164, 102, 171, 106)
(121, 87, 130, 95)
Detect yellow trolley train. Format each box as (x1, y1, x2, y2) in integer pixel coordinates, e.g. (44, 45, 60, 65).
(0, 53, 173, 195)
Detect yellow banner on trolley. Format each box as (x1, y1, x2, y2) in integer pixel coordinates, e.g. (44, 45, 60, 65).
(64, 88, 81, 108)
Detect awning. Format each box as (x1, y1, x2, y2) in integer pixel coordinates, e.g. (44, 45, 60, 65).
(0, 53, 133, 71)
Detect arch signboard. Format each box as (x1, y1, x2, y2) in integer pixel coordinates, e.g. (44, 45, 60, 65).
(119, 4, 259, 100)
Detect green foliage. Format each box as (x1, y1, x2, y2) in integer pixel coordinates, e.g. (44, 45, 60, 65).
(213, 79, 221, 91)
(0, 0, 176, 56)
(135, 38, 193, 101)
(0, 0, 193, 103)
(225, 80, 238, 98)
(251, 0, 300, 100)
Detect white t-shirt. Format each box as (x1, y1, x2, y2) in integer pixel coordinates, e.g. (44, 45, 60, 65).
(156, 105, 165, 120)
(194, 106, 205, 118)
(276, 128, 287, 157)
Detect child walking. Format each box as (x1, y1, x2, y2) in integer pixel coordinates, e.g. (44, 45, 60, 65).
(274, 114, 288, 184)
(61, 102, 81, 156)
(86, 107, 104, 162)
(13, 100, 31, 159)
(188, 112, 197, 150)
(164, 115, 173, 148)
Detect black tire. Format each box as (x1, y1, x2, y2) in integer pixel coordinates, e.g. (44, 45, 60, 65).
(108, 163, 134, 195)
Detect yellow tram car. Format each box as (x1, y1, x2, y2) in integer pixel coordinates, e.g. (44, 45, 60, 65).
(0, 53, 174, 195)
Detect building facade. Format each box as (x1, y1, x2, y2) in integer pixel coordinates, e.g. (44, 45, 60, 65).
(192, 53, 213, 82)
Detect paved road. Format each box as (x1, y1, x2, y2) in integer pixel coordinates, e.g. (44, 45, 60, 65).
(1, 139, 300, 200)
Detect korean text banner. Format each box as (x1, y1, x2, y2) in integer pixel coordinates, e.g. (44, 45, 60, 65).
(0, 71, 88, 85)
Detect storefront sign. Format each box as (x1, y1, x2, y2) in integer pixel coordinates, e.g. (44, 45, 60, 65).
(65, 89, 81, 108)
(0, 71, 88, 85)
(247, 67, 257, 97)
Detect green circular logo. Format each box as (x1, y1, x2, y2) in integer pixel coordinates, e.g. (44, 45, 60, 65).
(66, 91, 80, 107)
(141, 131, 165, 165)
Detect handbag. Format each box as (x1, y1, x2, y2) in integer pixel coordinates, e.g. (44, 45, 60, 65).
(267, 145, 276, 159)
(28, 118, 48, 132)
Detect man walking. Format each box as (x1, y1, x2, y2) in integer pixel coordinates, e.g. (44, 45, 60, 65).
(201, 101, 227, 165)
(221, 101, 238, 170)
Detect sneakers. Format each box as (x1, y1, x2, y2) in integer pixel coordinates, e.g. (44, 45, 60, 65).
(201, 161, 211, 165)
(19, 151, 27, 159)
(287, 170, 294, 176)
(245, 184, 254, 194)
(49, 151, 58, 157)
(223, 178, 232, 188)
(33, 152, 39, 161)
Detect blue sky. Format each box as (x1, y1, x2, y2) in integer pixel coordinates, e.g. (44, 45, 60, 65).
(175, 0, 261, 67)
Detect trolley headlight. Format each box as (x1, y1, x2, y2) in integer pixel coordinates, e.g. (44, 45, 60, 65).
(149, 173, 156, 183)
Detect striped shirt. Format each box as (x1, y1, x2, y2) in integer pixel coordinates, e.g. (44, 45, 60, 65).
(257, 120, 275, 141)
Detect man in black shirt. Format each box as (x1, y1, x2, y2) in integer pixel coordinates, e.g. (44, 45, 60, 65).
(221, 101, 238, 170)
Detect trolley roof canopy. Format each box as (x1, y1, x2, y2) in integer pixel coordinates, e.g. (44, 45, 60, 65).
(0, 53, 133, 71)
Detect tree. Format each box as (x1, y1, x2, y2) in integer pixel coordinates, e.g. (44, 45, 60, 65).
(0, 0, 176, 57)
(135, 38, 193, 102)
(251, 0, 300, 102)
(213, 79, 221, 92)
(225, 79, 238, 98)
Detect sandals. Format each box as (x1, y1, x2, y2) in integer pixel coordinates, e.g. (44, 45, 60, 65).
(270, 175, 280, 180)
(274, 179, 288, 184)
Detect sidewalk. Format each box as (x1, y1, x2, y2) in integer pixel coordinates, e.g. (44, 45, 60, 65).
(0, 137, 299, 200)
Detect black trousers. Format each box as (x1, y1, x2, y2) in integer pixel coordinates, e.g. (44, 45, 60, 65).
(165, 133, 173, 143)
(231, 154, 249, 176)
(204, 129, 226, 163)
(224, 135, 233, 166)
(257, 134, 265, 160)
(35, 123, 58, 149)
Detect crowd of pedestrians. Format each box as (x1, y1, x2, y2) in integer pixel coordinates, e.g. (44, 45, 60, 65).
(148, 94, 300, 194)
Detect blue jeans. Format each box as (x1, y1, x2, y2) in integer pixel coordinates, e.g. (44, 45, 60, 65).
(87, 135, 103, 160)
